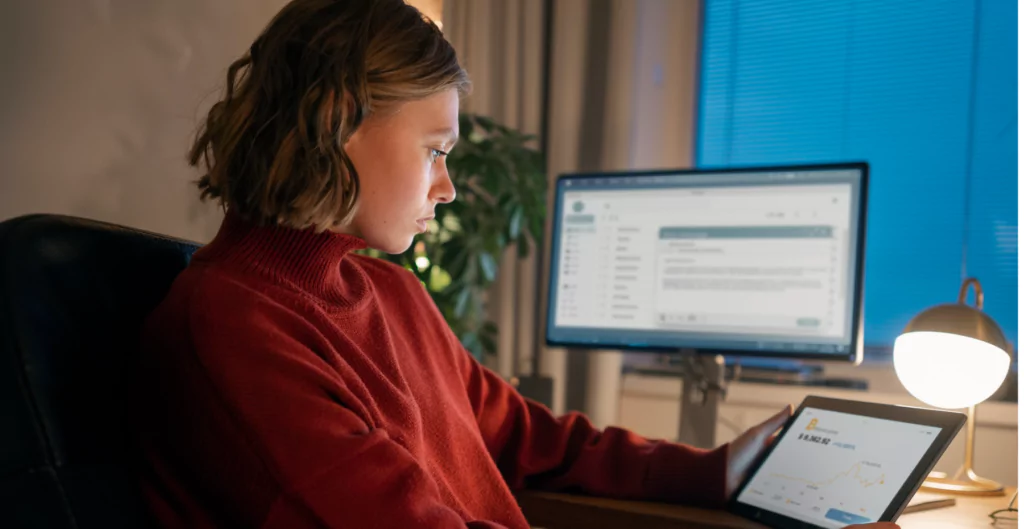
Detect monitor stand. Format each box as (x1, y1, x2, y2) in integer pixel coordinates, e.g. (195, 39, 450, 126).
(676, 351, 727, 449)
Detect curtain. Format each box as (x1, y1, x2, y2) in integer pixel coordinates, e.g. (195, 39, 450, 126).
(444, 0, 703, 425)
(442, 0, 547, 383)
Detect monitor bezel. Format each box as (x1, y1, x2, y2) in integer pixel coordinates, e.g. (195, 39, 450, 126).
(543, 162, 869, 363)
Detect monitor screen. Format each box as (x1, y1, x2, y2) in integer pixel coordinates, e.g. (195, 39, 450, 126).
(545, 163, 867, 362)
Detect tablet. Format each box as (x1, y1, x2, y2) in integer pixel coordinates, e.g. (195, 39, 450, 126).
(728, 396, 966, 529)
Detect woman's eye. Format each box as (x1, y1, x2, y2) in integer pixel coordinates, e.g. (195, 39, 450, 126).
(430, 148, 448, 163)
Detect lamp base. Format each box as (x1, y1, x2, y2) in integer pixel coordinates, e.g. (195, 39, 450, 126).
(921, 471, 1005, 496)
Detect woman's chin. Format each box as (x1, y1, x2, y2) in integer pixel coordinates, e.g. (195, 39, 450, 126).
(373, 235, 415, 256)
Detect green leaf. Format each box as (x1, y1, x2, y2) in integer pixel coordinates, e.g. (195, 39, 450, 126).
(479, 252, 498, 282)
(461, 331, 483, 360)
(453, 287, 472, 318)
(475, 115, 497, 133)
(428, 265, 452, 292)
(509, 206, 524, 238)
(441, 245, 469, 279)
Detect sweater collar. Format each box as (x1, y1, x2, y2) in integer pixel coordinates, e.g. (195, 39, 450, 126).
(195, 210, 371, 308)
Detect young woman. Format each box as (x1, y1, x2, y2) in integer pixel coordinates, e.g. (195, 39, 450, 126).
(136, 1, 898, 528)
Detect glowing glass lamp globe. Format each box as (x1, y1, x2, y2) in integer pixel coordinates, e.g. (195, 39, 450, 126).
(894, 312, 1010, 409)
(893, 278, 1011, 495)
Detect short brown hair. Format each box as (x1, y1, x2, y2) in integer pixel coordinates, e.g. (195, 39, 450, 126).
(189, 0, 470, 232)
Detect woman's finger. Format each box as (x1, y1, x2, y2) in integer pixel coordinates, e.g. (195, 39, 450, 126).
(755, 405, 792, 440)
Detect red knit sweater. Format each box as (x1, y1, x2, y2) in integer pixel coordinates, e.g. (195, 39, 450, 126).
(136, 212, 727, 528)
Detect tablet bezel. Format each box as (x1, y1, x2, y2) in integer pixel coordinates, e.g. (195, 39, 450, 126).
(727, 396, 966, 529)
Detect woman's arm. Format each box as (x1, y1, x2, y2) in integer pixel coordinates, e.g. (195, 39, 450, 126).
(456, 350, 729, 506)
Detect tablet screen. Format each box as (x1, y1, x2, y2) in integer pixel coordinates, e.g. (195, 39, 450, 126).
(735, 407, 941, 528)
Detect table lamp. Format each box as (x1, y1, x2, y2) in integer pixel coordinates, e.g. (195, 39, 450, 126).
(893, 277, 1011, 496)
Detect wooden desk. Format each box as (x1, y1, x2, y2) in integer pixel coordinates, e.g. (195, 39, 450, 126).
(518, 488, 1017, 529)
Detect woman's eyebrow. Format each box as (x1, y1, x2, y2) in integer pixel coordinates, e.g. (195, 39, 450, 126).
(427, 127, 459, 148)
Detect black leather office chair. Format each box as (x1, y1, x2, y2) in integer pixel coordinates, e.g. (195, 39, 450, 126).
(0, 214, 199, 529)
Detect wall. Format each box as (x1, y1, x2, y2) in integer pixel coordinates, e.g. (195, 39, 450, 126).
(0, 1, 293, 242)
(407, 0, 443, 27)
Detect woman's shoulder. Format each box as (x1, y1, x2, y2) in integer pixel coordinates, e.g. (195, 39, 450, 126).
(176, 261, 288, 307)
(145, 261, 315, 342)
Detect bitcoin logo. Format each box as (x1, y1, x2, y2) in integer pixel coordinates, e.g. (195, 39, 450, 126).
(806, 418, 818, 431)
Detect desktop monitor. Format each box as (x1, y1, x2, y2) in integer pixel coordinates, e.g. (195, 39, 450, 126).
(545, 162, 868, 363)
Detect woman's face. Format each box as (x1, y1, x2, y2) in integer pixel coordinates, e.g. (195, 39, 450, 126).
(340, 89, 459, 254)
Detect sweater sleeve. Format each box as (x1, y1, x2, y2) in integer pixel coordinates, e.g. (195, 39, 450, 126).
(457, 351, 730, 507)
(261, 411, 511, 529)
(178, 287, 512, 528)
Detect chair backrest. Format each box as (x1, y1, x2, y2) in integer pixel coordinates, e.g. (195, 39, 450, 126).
(0, 214, 199, 529)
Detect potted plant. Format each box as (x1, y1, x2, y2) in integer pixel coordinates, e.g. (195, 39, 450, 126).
(362, 113, 546, 360)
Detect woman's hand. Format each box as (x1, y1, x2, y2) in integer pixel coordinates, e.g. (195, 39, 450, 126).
(725, 405, 792, 498)
(724, 409, 901, 529)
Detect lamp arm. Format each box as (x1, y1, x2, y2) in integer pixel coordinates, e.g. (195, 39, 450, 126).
(957, 277, 984, 309)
